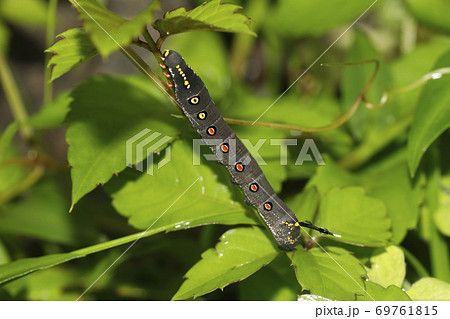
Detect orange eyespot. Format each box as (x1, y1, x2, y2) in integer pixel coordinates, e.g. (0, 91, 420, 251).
(197, 112, 206, 120)
(166, 81, 173, 88)
(207, 126, 216, 136)
(159, 63, 166, 69)
(263, 202, 272, 211)
(163, 72, 170, 78)
(235, 163, 244, 172)
(220, 143, 229, 153)
(249, 183, 259, 192)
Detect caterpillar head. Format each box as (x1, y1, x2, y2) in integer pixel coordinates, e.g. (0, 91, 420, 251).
(162, 50, 203, 101)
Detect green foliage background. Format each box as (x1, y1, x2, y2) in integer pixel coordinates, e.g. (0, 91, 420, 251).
(0, 0, 449, 301)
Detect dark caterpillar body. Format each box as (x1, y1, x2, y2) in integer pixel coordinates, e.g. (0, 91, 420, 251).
(163, 50, 334, 250)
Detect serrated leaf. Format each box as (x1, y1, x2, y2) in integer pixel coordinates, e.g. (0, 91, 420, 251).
(408, 49, 450, 176)
(153, 0, 255, 37)
(45, 28, 97, 82)
(320, 187, 391, 246)
(172, 227, 279, 300)
(407, 277, 450, 301)
(28, 91, 72, 129)
(356, 281, 411, 301)
(272, 0, 378, 37)
(69, 0, 159, 57)
(66, 75, 178, 210)
(291, 246, 366, 300)
(405, 0, 450, 34)
(366, 246, 405, 288)
(109, 140, 257, 231)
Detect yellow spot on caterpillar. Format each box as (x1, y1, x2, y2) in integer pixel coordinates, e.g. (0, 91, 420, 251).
(164, 50, 170, 57)
(184, 80, 189, 86)
(294, 222, 299, 227)
(176, 65, 180, 69)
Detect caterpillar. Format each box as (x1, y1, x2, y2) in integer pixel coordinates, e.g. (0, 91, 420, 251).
(162, 50, 336, 250)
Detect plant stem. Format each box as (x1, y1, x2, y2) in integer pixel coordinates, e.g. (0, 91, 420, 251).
(120, 46, 177, 107)
(44, 0, 58, 104)
(0, 52, 33, 142)
(400, 246, 430, 279)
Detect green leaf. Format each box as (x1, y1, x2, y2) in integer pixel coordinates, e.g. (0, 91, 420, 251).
(0, 252, 83, 286)
(69, 0, 159, 57)
(407, 49, 450, 176)
(366, 245, 405, 288)
(109, 140, 257, 231)
(406, 0, 450, 34)
(238, 255, 300, 301)
(356, 281, 411, 301)
(434, 175, 450, 236)
(66, 75, 178, 210)
(297, 294, 332, 301)
(0, 122, 18, 163)
(0, 0, 47, 26)
(0, 123, 28, 199)
(0, 22, 10, 53)
(272, 0, 378, 37)
(389, 37, 450, 118)
(340, 31, 385, 140)
(286, 187, 320, 224)
(0, 225, 181, 286)
(291, 246, 366, 300)
(153, 0, 256, 37)
(172, 227, 279, 300)
(320, 187, 391, 246)
(406, 277, 450, 301)
(45, 28, 97, 82)
(28, 91, 72, 129)
(362, 160, 419, 243)
(0, 178, 77, 245)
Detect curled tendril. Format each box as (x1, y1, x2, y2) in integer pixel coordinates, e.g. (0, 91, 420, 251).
(223, 63, 450, 133)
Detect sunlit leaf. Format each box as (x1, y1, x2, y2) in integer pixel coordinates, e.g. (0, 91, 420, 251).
(68, 0, 159, 57)
(172, 227, 279, 300)
(408, 50, 450, 176)
(109, 140, 257, 231)
(320, 187, 391, 246)
(153, 0, 255, 37)
(407, 277, 450, 301)
(291, 246, 366, 300)
(366, 246, 405, 288)
(46, 28, 97, 82)
(66, 75, 178, 209)
(356, 281, 411, 301)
